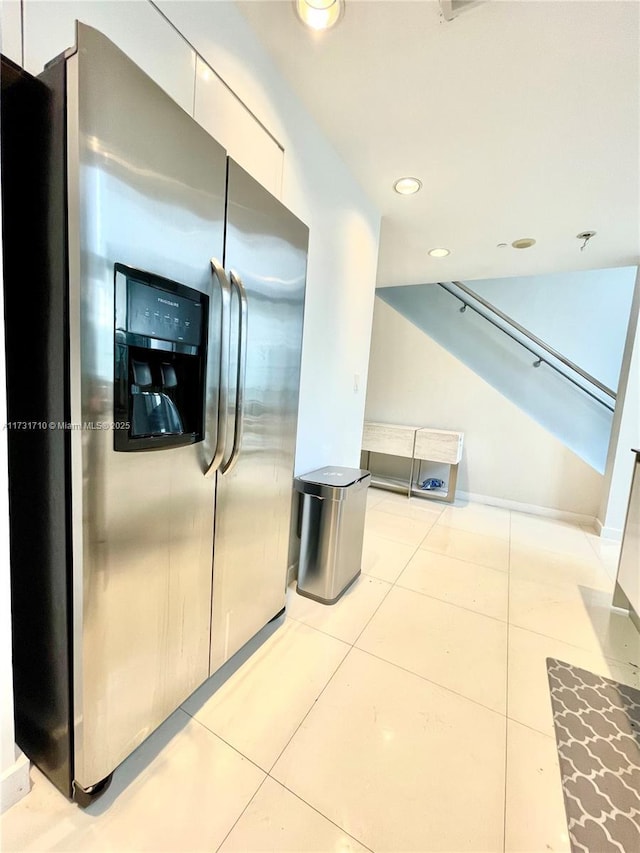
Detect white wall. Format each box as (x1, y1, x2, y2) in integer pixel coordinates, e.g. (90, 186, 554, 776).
(365, 298, 604, 518)
(0, 0, 380, 808)
(154, 0, 380, 472)
(468, 266, 637, 392)
(0, 0, 22, 64)
(598, 269, 640, 537)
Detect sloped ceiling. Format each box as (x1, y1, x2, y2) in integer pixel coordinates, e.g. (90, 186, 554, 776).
(237, 0, 640, 286)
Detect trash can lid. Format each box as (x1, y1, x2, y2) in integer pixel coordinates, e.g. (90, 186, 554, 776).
(298, 466, 369, 487)
(294, 466, 371, 498)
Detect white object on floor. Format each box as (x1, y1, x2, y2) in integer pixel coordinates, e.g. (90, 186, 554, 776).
(1, 748, 30, 814)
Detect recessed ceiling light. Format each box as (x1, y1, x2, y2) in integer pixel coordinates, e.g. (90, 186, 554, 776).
(428, 248, 450, 258)
(294, 0, 344, 30)
(393, 177, 422, 195)
(511, 238, 536, 249)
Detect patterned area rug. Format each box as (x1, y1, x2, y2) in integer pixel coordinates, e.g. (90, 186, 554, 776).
(547, 658, 640, 852)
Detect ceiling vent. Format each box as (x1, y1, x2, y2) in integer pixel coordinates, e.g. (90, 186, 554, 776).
(439, 1, 486, 22)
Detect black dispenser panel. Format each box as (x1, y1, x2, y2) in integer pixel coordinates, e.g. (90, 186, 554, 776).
(127, 278, 202, 346)
(114, 265, 208, 452)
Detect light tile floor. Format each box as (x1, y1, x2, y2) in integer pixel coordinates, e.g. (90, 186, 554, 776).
(3, 490, 640, 852)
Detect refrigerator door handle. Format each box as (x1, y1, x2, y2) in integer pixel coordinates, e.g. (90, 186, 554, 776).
(221, 270, 248, 476)
(205, 257, 231, 479)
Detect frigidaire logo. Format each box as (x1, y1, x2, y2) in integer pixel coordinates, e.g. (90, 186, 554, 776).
(157, 297, 179, 308)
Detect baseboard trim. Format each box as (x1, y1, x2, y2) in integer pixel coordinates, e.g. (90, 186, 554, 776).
(286, 561, 298, 588)
(457, 490, 596, 527)
(1, 748, 30, 814)
(593, 517, 623, 541)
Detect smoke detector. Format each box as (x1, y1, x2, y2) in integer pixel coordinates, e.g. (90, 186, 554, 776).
(577, 231, 596, 251)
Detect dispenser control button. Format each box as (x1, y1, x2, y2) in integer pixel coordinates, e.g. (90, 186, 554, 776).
(132, 360, 153, 388)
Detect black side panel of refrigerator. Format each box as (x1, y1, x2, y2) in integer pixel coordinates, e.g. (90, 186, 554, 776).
(1, 55, 74, 797)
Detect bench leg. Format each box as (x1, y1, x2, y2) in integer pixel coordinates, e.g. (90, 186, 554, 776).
(445, 463, 459, 503)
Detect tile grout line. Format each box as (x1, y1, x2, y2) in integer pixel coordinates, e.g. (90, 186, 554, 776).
(218, 501, 510, 850)
(285, 608, 381, 648)
(354, 644, 507, 721)
(264, 651, 351, 773)
(214, 774, 270, 853)
(371, 498, 445, 521)
(505, 714, 556, 741)
(276, 504, 620, 852)
(368, 504, 513, 572)
(187, 545, 395, 723)
(265, 513, 416, 772)
(265, 779, 376, 853)
(231, 503, 625, 851)
(420, 544, 510, 573)
(182, 649, 367, 849)
(364, 517, 442, 551)
(427, 519, 512, 542)
(392, 578, 509, 626)
(351, 535, 424, 646)
(506, 621, 639, 669)
(347, 508, 513, 717)
(199, 506, 427, 848)
(253, 511, 427, 843)
(180, 710, 319, 853)
(186, 689, 371, 851)
(179, 706, 270, 775)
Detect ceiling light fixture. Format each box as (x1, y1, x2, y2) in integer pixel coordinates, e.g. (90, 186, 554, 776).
(511, 238, 536, 249)
(428, 248, 450, 258)
(294, 0, 344, 31)
(393, 177, 422, 195)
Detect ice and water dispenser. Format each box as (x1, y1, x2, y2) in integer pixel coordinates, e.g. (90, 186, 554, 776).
(114, 264, 208, 452)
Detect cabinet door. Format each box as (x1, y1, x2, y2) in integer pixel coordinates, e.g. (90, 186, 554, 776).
(194, 57, 284, 200)
(1, 0, 22, 64)
(23, 1, 196, 114)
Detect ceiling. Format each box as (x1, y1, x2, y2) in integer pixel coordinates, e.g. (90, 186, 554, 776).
(237, 0, 640, 287)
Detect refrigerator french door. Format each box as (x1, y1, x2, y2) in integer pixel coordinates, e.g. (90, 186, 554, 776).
(2, 24, 307, 804)
(211, 161, 307, 671)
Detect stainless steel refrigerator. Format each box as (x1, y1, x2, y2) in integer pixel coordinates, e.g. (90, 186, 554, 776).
(2, 23, 307, 804)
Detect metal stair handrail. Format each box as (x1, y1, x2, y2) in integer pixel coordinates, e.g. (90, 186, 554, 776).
(438, 281, 616, 412)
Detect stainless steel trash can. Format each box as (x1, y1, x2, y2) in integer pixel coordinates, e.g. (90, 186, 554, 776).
(294, 466, 371, 604)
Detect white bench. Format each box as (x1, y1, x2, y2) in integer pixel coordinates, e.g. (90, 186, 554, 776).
(362, 421, 464, 503)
